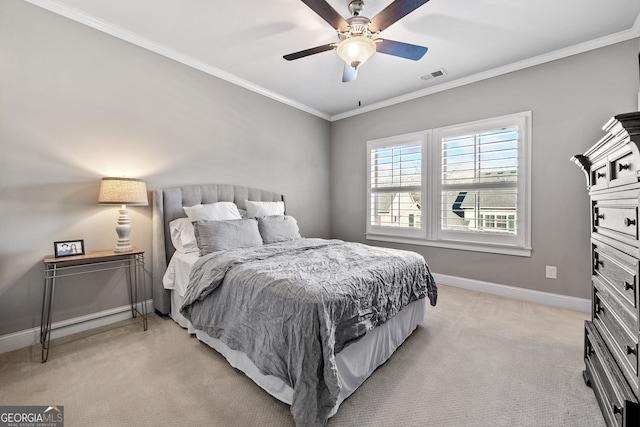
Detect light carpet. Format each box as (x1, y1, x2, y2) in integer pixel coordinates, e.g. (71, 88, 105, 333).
(0, 285, 604, 426)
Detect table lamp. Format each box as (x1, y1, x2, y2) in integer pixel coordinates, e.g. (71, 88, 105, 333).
(98, 177, 148, 253)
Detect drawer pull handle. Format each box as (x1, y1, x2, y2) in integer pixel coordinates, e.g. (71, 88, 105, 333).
(624, 218, 636, 227)
(618, 163, 631, 171)
(626, 345, 637, 356)
(594, 259, 603, 270)
(624, 282, 634, 291)
(612, 404, 623, 415)
(596, 214, 605, 220)
(597, 172, 606, 179)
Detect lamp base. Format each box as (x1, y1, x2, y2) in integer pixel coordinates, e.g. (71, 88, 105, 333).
(113, 207, 133, 253)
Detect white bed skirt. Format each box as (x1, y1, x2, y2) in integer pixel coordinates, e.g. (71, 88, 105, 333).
(170, 291, 425, 417)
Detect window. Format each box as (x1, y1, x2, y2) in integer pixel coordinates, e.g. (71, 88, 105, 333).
(367, 133, 425, 238)
(366, 112, 531, 256)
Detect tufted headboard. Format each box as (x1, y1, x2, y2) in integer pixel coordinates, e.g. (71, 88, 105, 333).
(152, 184, 285, 314)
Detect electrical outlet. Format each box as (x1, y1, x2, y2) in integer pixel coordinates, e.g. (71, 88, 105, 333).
(545, 265, 557, 279)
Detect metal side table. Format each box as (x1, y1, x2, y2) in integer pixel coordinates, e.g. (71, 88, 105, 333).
(41, 248, 147, 362)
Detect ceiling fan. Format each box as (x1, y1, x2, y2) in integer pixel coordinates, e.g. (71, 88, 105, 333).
(284, 0, 430, 82)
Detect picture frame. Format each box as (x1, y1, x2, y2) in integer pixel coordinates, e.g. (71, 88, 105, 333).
(54, 240, 85, 258)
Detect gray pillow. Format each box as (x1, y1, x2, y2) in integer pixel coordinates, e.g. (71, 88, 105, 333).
(257, 215, 301, 244)
(193, 219, 263, 255)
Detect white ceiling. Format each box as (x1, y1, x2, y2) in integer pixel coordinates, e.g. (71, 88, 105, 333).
(27, 0, 640, 120)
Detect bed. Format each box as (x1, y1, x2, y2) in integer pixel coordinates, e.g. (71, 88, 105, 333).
(152, 184, 437, 426)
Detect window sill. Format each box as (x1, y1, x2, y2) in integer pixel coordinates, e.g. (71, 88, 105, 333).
(365, 233, 532, 257)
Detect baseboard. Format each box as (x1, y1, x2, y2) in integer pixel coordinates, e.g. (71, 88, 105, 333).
(433, 273, 591, 313)
(0, 275, 590, 354)
(0, 299, 153, 355)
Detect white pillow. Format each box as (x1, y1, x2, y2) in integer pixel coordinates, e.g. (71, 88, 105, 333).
(169, 218, 198, 253)
(183, 202, 242, 221)
(245, 200, 285, 218)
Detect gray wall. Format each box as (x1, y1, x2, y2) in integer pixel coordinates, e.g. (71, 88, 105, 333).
(331, 38, 640, 300)
(0, 1, 331, 336)
(1, 0, 638, 339)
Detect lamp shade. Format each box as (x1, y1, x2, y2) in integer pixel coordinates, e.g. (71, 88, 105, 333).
(98, 177, 148, 206)
(336, 36, 376, 69)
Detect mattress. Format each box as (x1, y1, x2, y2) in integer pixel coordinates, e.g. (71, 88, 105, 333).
(163, 249, 426, 417)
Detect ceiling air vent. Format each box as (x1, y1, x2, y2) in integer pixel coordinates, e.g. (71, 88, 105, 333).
(420, 69, 446, 81)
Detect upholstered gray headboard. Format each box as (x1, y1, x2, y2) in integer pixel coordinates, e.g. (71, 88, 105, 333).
(152, 184, 285, 314)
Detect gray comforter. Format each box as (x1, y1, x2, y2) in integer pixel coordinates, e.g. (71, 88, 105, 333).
(180, 238, 437, 426)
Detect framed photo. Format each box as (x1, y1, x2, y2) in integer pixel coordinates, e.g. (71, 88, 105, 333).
(54, 240, 85, 258)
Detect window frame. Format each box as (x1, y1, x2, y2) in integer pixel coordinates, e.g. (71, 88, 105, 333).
(366, 112, 532, 257)
(366, 132, 427, 239)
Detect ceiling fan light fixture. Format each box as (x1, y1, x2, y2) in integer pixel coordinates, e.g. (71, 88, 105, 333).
(336, 36, 376, 69)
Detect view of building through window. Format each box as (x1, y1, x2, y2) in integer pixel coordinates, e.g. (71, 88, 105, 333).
(371, 191, 422, 227)
(370, 142, 422, 228)
(367, 112, 529, 255)
(442, 190, 517, 233)
(441, 126, 518, 235)
(369, 126, 519, 234)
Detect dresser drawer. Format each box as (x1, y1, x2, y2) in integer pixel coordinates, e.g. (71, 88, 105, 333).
(591, 160, 609, 191)
(593, 277, 637, 341)
(609, 146, 639, 188)
(594, 290, 639, 388)
(593, 240, 639, 312)
(594, 204, 638, 239)
(585, 321, 640, 427)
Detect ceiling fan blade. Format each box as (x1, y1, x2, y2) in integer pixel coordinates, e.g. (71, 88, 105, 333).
(342, 64, 358, 82)
(283, 43, 336, 61)
(370, 0, 430, 33)
(300, 0, 349, 32)
(376, 39, 428, 60)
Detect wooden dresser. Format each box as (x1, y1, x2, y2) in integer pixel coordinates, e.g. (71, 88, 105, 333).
(572, 112, 640, 427)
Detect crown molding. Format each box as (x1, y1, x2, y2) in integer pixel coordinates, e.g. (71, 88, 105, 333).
(331, 26, 640, 121)
(24, 0, 331, 121)
(633, 10, 640, 36)
(24, 0, 640, 123)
